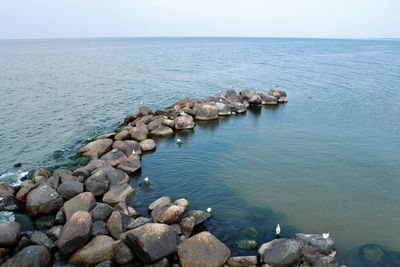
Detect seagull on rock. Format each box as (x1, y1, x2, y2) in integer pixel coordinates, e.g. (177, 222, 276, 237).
(322, 233, 330, 239)
(275, 224, 281, 237)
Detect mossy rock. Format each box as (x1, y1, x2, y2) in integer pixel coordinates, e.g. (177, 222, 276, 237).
(35, 215, 55, 230)
(221, 234, 231, 242)
(240, 226, 258, 238)
(233, 239, 258, 250)
(13, 161, 22, 168)
(75, 155, 90, 167)
(31, 167, 51, 180)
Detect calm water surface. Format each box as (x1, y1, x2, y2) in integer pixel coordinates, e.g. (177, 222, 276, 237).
(0, 38, 399, 265)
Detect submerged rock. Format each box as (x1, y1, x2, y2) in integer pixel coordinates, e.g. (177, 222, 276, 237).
(234, 240, 258, 250)
(178, 231, 230, 267)
(294, 233, 335, 257)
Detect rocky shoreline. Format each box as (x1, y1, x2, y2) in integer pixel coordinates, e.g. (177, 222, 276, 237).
(0, 86, 345, 267)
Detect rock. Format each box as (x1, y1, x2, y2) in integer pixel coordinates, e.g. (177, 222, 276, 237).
(100, 149, 127, 167)
(103, 183, 134, 204)
(208, 94, 229, 104)
(128, 206, 140, 218)
(53, 169, 81, 183)
(46, 225, 63, 241)
(313, 255, 340, 267)
(178, 231, 230, 267)
(57, 181, 83, 200)
(148, 196, 171, 211)
(174, 115, 195, 130)
(114, 129, 130, 141)
(107, 211, 133, 239)
(147, 116, 165, 132)
(151, 125, 174, 136)
(182, 107, 196, 116)
(139, 105, 152, 116)
(79, 139, 113, 159)
(174, 198, 189, 208)
(95, 260, 113, 267)
(294, 233, 335, 257)
(180, 216, 195, 237)
(195, 104, 219, 120)
(102, 165, 130, 186)
(114, 201, 129, 215)
(173, 97, 192, 111)
(30, 231, 52, 249)
(261, 95, 278, 105)
(90, 202, 114, 222)
(113, 140, 142, 156)
(1, 245, 52, 267)
(240, 89, 255, 100)
(124, 114, 137, 124)
(33, 175, 47, 184)
(227, 256, 258, 267)
(96, 132, 117, 140)
(113, 240, 135, 265)
(215, 102, 231, 116)
(163, 118, 175, 128)
(152, 204, 186, 224)
(248, 94, 262, 106)
(0, 195, 18, 211)
(46, 176, 60, 190)
(241, 227, 258, 238)
(127, 216, 151, 229)
(225, 88, 240, 103)
(26, 183, 63, 216)
(55, 209, 65, 224)
(33, 168, 51, 179)
(34, 215, 55, 230)
(130, 126, 148, 141)
(85, 170, 109, 196)
(170, 224, 182, 235)
(140, 139, 157, 151)
(58, 211, 92, 255)
(268, 86, 287, 98)
(184, 210, 211, 225)
(117, 155, 142, 174)
(69, 235, 115, 266)
(0, 247, 10, 264)
(0, 183, 14, 197)
(91, 221, 108, 236)
(234, 240, 258, 250)
(229, 102, 247, 114)
(16, 180, 37, 203)
(0, 221, 20, 247)
(125, 223, 179, 263)
(144, 257, 169, 267)
(64, 192, 96, 220)
(258, 238, 301, 267)
(72, 159, 103, 178)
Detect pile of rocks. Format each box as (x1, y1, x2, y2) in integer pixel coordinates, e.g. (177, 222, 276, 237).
(0, 86, 343, 266)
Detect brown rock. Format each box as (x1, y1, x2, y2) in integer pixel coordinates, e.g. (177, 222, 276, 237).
(64, 192, 96, 220)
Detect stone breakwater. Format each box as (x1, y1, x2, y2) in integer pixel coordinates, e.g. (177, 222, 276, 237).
(0, 86, 344, 267)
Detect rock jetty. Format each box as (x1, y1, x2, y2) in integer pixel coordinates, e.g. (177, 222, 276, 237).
(0, 86, 344, 266)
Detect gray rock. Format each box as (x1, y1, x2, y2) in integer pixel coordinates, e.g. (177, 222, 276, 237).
(208, 94, 230, 104)
(113, 240, 135, 265)
(147, 116, 165, 132)
(148, 196, 171, 211)
(115, 129, 131, 141)
(258, 238, 301, 267)
(69, 235, 115, 266)
(138, 105, 152, 116)
(152, 204, 186, 224)
(215, 102, 231, 116)
(53, 169, 82, 183)
(0, 221, 20, 247)
(128, 206, 140, 218)
(0, 183, 14, 197)
(180, 216, 195, 238)
(248, 94, 262, 106)
(130, 126, 148, 141)
(240, 89, 255, 100)
(229, 102, 247, 114)
(143, 257, 169, 267)
(107, 211, 133, 239)
(0, 247, 10, 265)
(102, 165, 130, 186)
(174, 198, 189, 208)
(26, 183, 63, 216)
(103, 183, 134, 204)
(46, 176, 60, 190)
(117, 155, 142, 174)
(100, 148, 127, 167)
(261, 95, 278, 105)
(58, 211, 92, 255)
(127, 216, 151, 229)
(151, 125, 174, 136)
(163, 118, 176, 128)
(96, 132, 117, 140)
(95, 260, 113, 267)
(0, 195, 17, 211)
(178, 231, 230, 267)
(125, 223, 179, 263)
(85, 170, 109, 196)
(64, 192, 96, 220)
(34, 215, 55, 230)
(140, 139, 157, 151)
(195, 104, 219, 120)
(313, 256, 340, 267)
(91, 220, 109, 236)
(184, 210, 211, 225)
(30, 231, 52, 249)
(1, 245, 52, 267)
(114, 201, 129, 215)
(182, 107, 196, 116)
(16, 180, 37, 203)
(225, 88, 240, 103)
(294, 233, 335, 256)
(55, 209, 65, 224)
(57, 181, 83, 200)
(268, 86, 287, 98)
(227, 256, 258, 267)
(46, 225, 63, 241)
(90, 202, 114, 222)
(113, 140, 142, 156)
(174, 115, 195, 130)
(79, 138, 113, 159)
(33, 168, 51, 178)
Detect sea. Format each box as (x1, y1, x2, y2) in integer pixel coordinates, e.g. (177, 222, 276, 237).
(0, 38, 399, 266)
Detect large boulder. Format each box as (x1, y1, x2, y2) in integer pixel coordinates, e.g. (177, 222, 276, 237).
(184, 210, 211, 225)
(195, 104, 219, 120)
(117, 155, 141, 174)
(53, 168, 80, 183)
(151, 125, 174, 137)
(30, 231, 52, 249)
(114, 129, 130, 141)
(69, 235, 115, 266)
(262, 94, 278, 105)
(177, 231, 230, 267)
(239, 89, 255, 100)
(57, 181, 83, 200)
(1, 245, 52, 267)
(107, 211, 133, 239)
(174, 115, 195, 130)
(208, 94, 229, 104)
(85, 170, 109, 196)
(102, 183, 134, 204)
(225, 88, 240, 103)
(113, 240, 135, 265)
(140, 139, 156, 151)
(248, 94, 262, 106)
(148, 196, 171, 212)
(0, 221, 20, 247)
(151, 204, 186, 224)
(100, 149, 127, 167)
(64, 192, 96, 220)
(79, 139, 113, 159)
(90, 202, 114, 222)
(16, 180, 37, 203)
(229, 102, 247, 114)
(113, 140, 142, 156)
(130, 126, 148, 142)
(0, 183, 14, 197)
(268, 86, 287, 98)
(102, 165, 130, 186)
(58, 211, 92, 255)
(0, 183, 17, 211)
(125, 223, 178, 263)
(215, 102, 231, 116)
(26, 183, 63, 216)
(258, 238, 301, 267)
(294, 233, 335, 257)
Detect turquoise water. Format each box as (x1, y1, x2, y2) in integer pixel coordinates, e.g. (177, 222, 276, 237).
(1, 38, 400, 265)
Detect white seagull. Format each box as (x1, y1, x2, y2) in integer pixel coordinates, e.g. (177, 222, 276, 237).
(144, 177, 149, 183)
(206, 207, 212, 213)
(275, 224, 281, 236)
(176, 138, 183, 144)
(322, 233, 330, 239)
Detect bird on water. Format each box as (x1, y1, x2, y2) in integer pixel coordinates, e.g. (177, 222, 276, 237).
(176, 138, 183, 144)
(206, 207, 212, 213)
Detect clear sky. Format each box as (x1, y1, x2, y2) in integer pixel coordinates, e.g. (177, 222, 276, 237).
(0, 0, 399, 39)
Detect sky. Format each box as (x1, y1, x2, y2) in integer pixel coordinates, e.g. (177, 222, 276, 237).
(0, 0, 399, 39)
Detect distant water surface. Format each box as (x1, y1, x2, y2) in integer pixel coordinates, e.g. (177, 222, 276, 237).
(0, 38, 400, 265)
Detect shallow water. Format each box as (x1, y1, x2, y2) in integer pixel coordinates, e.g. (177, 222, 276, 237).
(1, 38, 400, 265)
